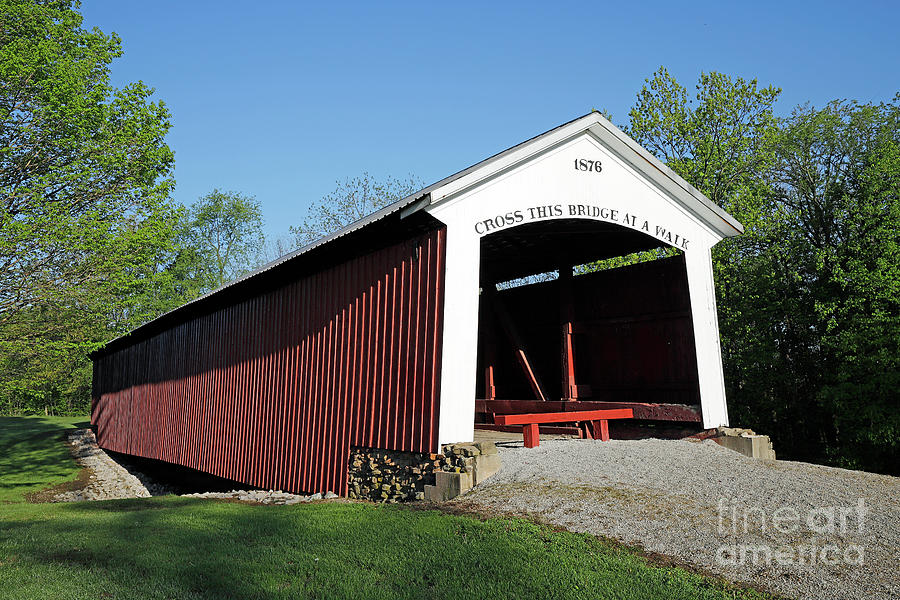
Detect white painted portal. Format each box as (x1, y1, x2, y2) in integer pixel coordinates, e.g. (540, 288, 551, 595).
(422, 116, 739, 444)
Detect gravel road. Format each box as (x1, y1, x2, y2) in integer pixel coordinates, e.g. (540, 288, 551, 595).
(450, 438, 899, 600)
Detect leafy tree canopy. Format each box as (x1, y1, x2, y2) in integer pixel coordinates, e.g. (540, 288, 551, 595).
(627, 67, 780, 223)
(770, 98, 900, 472)
(0, 0, 179, 414)
(1, 0, 175, 323)
(290, 172, 422, 247)
(182, 190, 265, 292)
(625, 67, 899, 474)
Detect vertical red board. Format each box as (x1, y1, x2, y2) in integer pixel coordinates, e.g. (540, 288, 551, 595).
(91, 227, 446, 495)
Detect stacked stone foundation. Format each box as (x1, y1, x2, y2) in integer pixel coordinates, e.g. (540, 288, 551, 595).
(348, 442, 500, 502)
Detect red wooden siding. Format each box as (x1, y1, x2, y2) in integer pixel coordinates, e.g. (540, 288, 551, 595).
(91, 228, 446, 495)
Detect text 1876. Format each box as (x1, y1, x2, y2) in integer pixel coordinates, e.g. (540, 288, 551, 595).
(575, 158, 602, 173)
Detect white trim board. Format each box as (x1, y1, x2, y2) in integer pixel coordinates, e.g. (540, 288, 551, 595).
(425, 125, 737, 443)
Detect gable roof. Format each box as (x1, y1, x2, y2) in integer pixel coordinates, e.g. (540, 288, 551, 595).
(91, 112, 742, 358)
(422, 111, 744, 237)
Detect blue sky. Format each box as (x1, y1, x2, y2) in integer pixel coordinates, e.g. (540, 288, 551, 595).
(80, 1, 899, 241)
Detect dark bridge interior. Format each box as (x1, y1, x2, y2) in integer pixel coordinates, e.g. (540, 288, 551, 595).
(479, 219, 661, 284)
(475, 218, 703, 438)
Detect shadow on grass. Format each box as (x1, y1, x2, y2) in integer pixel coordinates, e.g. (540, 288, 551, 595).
(0, 416, 88, 502)
(0, 416, 89, 440)
(0, 497, 776, 600)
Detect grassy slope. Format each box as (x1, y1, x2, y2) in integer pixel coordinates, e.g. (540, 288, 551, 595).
(0, 418, 776, 600)
(0, 416, 89, 503)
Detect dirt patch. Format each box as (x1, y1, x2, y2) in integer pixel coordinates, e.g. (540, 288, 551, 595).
(25, 466, 92, 503)
(24, 431, 94, 503)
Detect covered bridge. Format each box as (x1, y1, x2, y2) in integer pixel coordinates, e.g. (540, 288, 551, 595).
(90, 112, 742, 495)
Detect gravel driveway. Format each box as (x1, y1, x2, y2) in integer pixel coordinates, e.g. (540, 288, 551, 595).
(450, 438, 899, 600)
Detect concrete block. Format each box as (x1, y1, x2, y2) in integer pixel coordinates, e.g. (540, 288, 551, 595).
(426, 470, 473, 502)
(749, 435, 776, 460)
(474, 441, 498, 455)
(423, 484, 444, 502)
(473, 453, 501, 485)
(717, 432, 776, 460)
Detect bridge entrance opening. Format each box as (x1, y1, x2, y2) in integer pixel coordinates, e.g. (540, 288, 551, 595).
(475, 218, 704, 440)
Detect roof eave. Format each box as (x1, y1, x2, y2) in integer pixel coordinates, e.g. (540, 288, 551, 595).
(584, 119, 744, 238)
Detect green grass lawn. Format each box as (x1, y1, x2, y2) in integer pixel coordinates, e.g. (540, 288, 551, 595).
(0, 417, 777, 600)
(0, 416, 89, 503)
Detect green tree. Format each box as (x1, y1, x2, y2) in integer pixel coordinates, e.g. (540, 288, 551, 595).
(628, 69, 816, 463)
(622, 68, 783, 340)
(626, 67, 781, 218)
(0, 0, 175, 325)
(625, 68, 787, 448)
(0, 0, 180, 414)
(184, 190, 265, 291)
(290, 172, 422, 247)
(626, 68, 899, 474)
(722, 99, 900, 474)
(0, 200, 188, 415)
(771, 99, 900, 472)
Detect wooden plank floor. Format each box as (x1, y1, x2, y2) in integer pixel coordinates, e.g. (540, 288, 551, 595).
(473, 427, 577, 445)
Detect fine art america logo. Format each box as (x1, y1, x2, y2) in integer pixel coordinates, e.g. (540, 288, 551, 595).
(716, 498, 867, 566)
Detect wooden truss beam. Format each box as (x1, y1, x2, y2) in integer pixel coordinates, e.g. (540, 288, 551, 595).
(484, 288, 548, 401)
